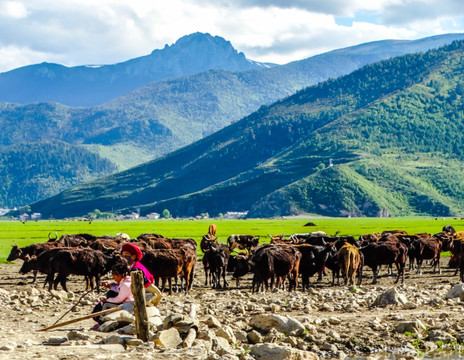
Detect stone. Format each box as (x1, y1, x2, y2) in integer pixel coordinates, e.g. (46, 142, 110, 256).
(67, 330, 90, 341)
(149, 316, 164, 330)
(328, 317, 341, 325)
(403, 301, 417, 310)
(146, 306, 161, 317)
(125, 338, 144, 346)
(371, 288, 408, 307)
(421, 341, 438, 351)
(101, 309, 135, 324)
(103, 335, 126, 345)
(250, 314, 305, 336)
(204, 315, 222, 328)
(155, 327, 183, 349)
(44, 336, 68, 345)
(216, 325, 236, 344)
(118, 323, 136, 335)
(0, 345, 14, 351)
(321, 343, 338, 352)
(164, 313, 199, 334)
(426, 330, 457, 343)
(49, 290, 68, 300)
(247, 330, 263, 344)
(213, 336, 233, 356)
(395, 320, 427, 334)
(98, 320, 120, 333)
(445, 283, 464, 300)
(250, 343, 319, 360)
(263, 328, 286, 343)
(235, 330, 248, 343)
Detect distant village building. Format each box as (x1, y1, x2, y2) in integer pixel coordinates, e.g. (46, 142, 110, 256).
(124, 212, 140, 220)
(31, 213, 42, 220)
(223, 211, 248, 219)
(0, 208, 11, 216)
(146, 212, 160, 219)
(19, 213, 30, 221)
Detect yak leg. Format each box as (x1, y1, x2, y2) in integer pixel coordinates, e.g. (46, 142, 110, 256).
(372, 266, 378, 284)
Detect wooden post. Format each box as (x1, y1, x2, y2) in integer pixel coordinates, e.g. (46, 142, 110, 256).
(131, 270, 149, 342)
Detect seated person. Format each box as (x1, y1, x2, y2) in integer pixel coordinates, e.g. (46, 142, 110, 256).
(92, 263, 133, 326)
(120, 243, 162, 306)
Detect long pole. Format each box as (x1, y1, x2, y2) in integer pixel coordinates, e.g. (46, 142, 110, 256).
(131, 270, 149, 342)
(38, 306, 122, 332)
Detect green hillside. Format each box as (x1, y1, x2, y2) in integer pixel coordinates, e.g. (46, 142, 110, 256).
(30, 41, 464, 218)
(3, 34, 464, 208)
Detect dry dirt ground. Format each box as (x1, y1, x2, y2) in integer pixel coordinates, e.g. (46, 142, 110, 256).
(1, 261, 464, 360)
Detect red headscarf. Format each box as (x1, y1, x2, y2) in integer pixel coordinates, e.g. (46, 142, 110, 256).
(121, 243, 143, 262)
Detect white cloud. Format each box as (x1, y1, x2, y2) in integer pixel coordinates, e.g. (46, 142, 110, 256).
(1, 1, 28, 19)
(0, 0, 463, 72)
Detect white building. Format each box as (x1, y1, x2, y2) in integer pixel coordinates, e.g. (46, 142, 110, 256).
(146, 212, 160, 219)
(223, 211, 248, 219)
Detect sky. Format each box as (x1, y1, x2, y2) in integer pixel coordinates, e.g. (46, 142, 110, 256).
(1, 0, 464, 73)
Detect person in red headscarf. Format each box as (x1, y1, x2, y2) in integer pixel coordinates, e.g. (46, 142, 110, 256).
(120, 243, 154, 287)
(120, 242, 162, 306)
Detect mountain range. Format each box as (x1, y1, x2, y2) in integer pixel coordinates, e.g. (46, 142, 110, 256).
(30, 40, 464, 218)
(2, 32, 464, 211)
(0, 33, 271, 107)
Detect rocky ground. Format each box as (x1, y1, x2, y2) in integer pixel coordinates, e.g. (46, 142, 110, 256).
(1, 262, 464, 360)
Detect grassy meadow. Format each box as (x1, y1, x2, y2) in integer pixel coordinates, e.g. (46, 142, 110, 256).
(1, 217, 463, 263)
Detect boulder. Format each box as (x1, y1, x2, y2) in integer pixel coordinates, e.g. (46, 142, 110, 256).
(44, 336, 68, 345)
(67, 330, 90, 341)
(250, 314, 305, 336)
(426, 330, 457, 343)
(101, 309, 135, 325)
(155, 328, 183, 349)
(103, 335, 126, 345)
(250, 343, 319, 360)
(118, 323, 136, 335)
(204, 315, 222, 328)
(216, 325, 236, 344)
(395, 320, 427, 334)
(98, 320, 120, 333)
(445, 283, 464, 300)
(371, 288, 408, 307)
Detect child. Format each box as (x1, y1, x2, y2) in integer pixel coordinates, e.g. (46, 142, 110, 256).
(92, 262, 133, 327)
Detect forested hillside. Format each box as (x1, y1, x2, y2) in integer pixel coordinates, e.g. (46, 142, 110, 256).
(3, 33, 464, 208)
(30, 41, 464, 218)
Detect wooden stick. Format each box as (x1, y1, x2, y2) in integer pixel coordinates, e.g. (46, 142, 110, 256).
(38, 305, 122, 332)
(131, 270, 149, 342)
(51, 289, 93, 326)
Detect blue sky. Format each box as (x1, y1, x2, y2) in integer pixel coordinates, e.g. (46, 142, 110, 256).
(0, 0, 464, 72)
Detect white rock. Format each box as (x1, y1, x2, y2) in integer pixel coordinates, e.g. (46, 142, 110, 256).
(250, 314, 305, 336)
(204, 315, 222, 328)
(155, 327, 183, 349)
(395, 320, 426, 334)
(371, 287, 408, 307)
(101, 309, 135, 324)
(445, 283, 464, 300)
(216, 325, 236, 344)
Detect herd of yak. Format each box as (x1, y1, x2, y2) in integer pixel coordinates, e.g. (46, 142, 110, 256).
(5, 224, 464, 295)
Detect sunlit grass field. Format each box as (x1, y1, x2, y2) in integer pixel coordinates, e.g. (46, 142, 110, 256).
(1, 217, 463, 262)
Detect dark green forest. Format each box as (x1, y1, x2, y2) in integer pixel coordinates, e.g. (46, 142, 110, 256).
(30, 40, 464, 218)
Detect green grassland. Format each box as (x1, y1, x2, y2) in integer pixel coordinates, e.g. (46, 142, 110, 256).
(1, 217, 463, 263)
